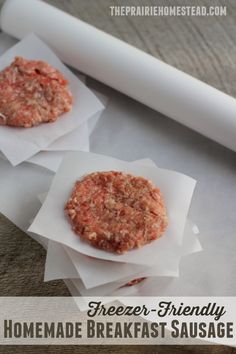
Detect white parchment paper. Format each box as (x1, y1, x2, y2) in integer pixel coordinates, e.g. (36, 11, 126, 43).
(44, 89, 108, 152)
(67, 220, 201, 288)
(44, 241, 79, 281)
(28, 96, 107, 172)
(27, 86, 108, 172)
(44, 220, 201, 286)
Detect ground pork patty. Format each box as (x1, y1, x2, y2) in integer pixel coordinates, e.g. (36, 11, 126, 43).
(0, 56, 73, 128)
(124, 278, 146, 287)
(65, 171, 168, 254)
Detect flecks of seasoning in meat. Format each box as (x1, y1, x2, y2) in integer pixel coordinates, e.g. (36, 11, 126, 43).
(65, 171, 168, 254)
(0, 56, 73, 128)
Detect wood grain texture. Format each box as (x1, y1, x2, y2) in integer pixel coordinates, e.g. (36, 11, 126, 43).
(0, 345, 235, 354)
(0, 0, 236, 353)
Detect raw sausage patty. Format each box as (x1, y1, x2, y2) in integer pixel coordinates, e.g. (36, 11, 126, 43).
(65, 171, 168, 254)
(125, 278, 146, 286)
(0, 56, 73, 128)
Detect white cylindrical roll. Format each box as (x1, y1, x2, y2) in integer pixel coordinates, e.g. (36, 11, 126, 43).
(1, 0, 236, 151)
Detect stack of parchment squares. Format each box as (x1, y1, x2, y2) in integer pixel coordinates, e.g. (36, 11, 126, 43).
(28, 151, 202, 297)
(0, 33, 202, 298)
(0, 33, 106, 172)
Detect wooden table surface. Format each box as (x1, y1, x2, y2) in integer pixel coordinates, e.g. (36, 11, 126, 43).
(0, 0, 235, 353)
